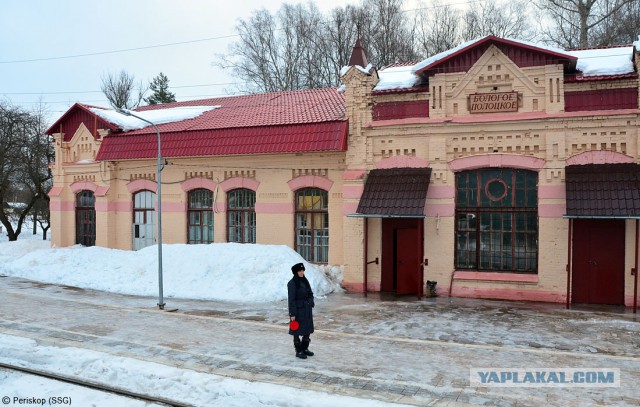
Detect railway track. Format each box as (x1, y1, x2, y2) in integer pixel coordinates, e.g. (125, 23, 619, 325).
(0, 362, 193, 407)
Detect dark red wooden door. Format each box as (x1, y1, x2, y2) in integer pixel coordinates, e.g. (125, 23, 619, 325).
(572, 219, 625, 305)
(396, 228, 421, 295)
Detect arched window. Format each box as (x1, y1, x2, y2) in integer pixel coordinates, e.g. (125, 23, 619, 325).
(455, 169, 538, 273)
(75, 190, 95, 247)
(132, 190, 156, 250)
(227, 188, 256, 243)
(188, 188, 213, 244)
(295, 188, 328, 263)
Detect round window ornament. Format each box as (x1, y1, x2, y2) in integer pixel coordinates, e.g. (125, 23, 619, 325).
(485, 178, 508, 201)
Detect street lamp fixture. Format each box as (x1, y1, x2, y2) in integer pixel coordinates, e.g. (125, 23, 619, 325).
(115, 107, 166, 310)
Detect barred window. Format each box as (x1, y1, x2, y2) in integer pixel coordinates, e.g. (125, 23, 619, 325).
(75, 190, 95, 247)
(132, 190, 156, 251)
(227, 189, 256, 243)
(188, 189, 213, 244)
(455, 169, 538, 273)
(295, 188, 328, 263)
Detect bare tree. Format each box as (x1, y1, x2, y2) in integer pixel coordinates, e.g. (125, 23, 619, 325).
(589, 0, 640, 45)
(0, 101, 53, 241)
(414, 0, 462, 57)
(357, 0, 419, 66)
(463, 0, 534, 41)
(537, 0, 638, 48)
(101, 70, 147, 109)
(218, 0, 419, 92)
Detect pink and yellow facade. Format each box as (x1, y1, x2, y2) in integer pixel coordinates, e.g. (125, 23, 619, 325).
(48, 36, 640, 307)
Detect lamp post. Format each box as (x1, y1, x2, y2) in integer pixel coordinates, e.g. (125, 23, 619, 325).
(116, 108, 165, 310)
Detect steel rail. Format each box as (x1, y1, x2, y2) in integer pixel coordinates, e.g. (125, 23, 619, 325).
(0, 362, 193, 407)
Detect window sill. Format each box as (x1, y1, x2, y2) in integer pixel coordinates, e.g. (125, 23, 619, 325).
(453, 271, 539, 284)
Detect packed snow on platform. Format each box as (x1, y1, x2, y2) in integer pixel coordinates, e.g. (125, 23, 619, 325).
(0, 239, 341, 302)
(0, 334, 406, 407)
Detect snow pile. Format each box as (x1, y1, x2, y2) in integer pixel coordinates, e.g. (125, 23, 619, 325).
(0, 240, 340, 302)
(90, 105, 220, 131)
(375, 65, 421, 91)
(567, 46, 635, 76)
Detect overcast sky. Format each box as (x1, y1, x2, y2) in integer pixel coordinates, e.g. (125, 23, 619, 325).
(1, 0, 377, 123)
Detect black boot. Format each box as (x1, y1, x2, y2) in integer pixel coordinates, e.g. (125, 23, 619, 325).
(301, 337, 314, 356)
(294, 338, 307, 359)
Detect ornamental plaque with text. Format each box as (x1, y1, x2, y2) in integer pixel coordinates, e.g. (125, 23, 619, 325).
(468, 92, 519, 113)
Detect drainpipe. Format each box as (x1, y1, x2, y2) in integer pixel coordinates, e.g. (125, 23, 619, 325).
(363, 217, 368, 297)
(634, 220, 638, 313)
(566, 219, 572, 309)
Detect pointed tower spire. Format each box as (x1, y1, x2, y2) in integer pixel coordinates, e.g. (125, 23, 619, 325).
(348, 37, 368, 67)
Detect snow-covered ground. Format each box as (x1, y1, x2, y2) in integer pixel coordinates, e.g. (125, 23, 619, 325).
(1, 227, 638, 406)
(0, 229, 383, 406)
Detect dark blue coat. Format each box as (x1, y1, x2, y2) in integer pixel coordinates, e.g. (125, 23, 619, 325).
(287, 277, 315, 336)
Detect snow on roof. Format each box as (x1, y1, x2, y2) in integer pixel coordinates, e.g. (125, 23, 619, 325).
(340, 63, 374, 77)
(371, 36, 635, 92)
(374, 65, 421, 91)
(90, 105, 220, 132)
(567, 46, 636, 76)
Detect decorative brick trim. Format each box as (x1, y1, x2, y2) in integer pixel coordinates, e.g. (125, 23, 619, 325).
(342, 202, 360, 215)
(539, 203, 566, 217)
(566, 150, 634, 165)
(50, 200, 75, 211)
(48, 186, 63, 197)
(287, 175, 333, 191)
(376, 155, 429, 169)
(343, 169, 366, 180)
(449, 154, 545, 172)
(127, 179, 157, 194)
(219, 177, 259, 192)
(180, 177, 217, 192)
(424, 203, 455, 217)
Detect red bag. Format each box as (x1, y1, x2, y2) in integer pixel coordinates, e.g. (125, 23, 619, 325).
(289, 320, 299, 331)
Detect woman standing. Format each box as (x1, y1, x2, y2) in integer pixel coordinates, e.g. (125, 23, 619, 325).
(287, 262, 315, 359)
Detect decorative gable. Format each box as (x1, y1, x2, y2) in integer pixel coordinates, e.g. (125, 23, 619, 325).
(65, 122, 102, 163)
(414, 36, 576, 77)
(447, 45, 546, 115)
(45, 103, 117, 141)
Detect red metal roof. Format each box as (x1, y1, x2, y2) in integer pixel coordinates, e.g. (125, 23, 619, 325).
(565, 163, 640, 218)
(96, 121, 348, 160)
(131, 87, 345, 132)
(356, 168, 432, 217)
(84, 88, 346, 160)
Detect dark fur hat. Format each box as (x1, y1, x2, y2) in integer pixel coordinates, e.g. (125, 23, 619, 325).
(291, 263, 305, 274)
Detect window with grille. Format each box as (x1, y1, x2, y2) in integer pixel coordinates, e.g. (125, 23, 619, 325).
(295, 188, 328, 263)
(455, 169, 538, 273)
(188, 189, 213, 244)
(227, 188, 256, 243)
(132, 190, 156, 250)
(75, 190, 95, 247)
